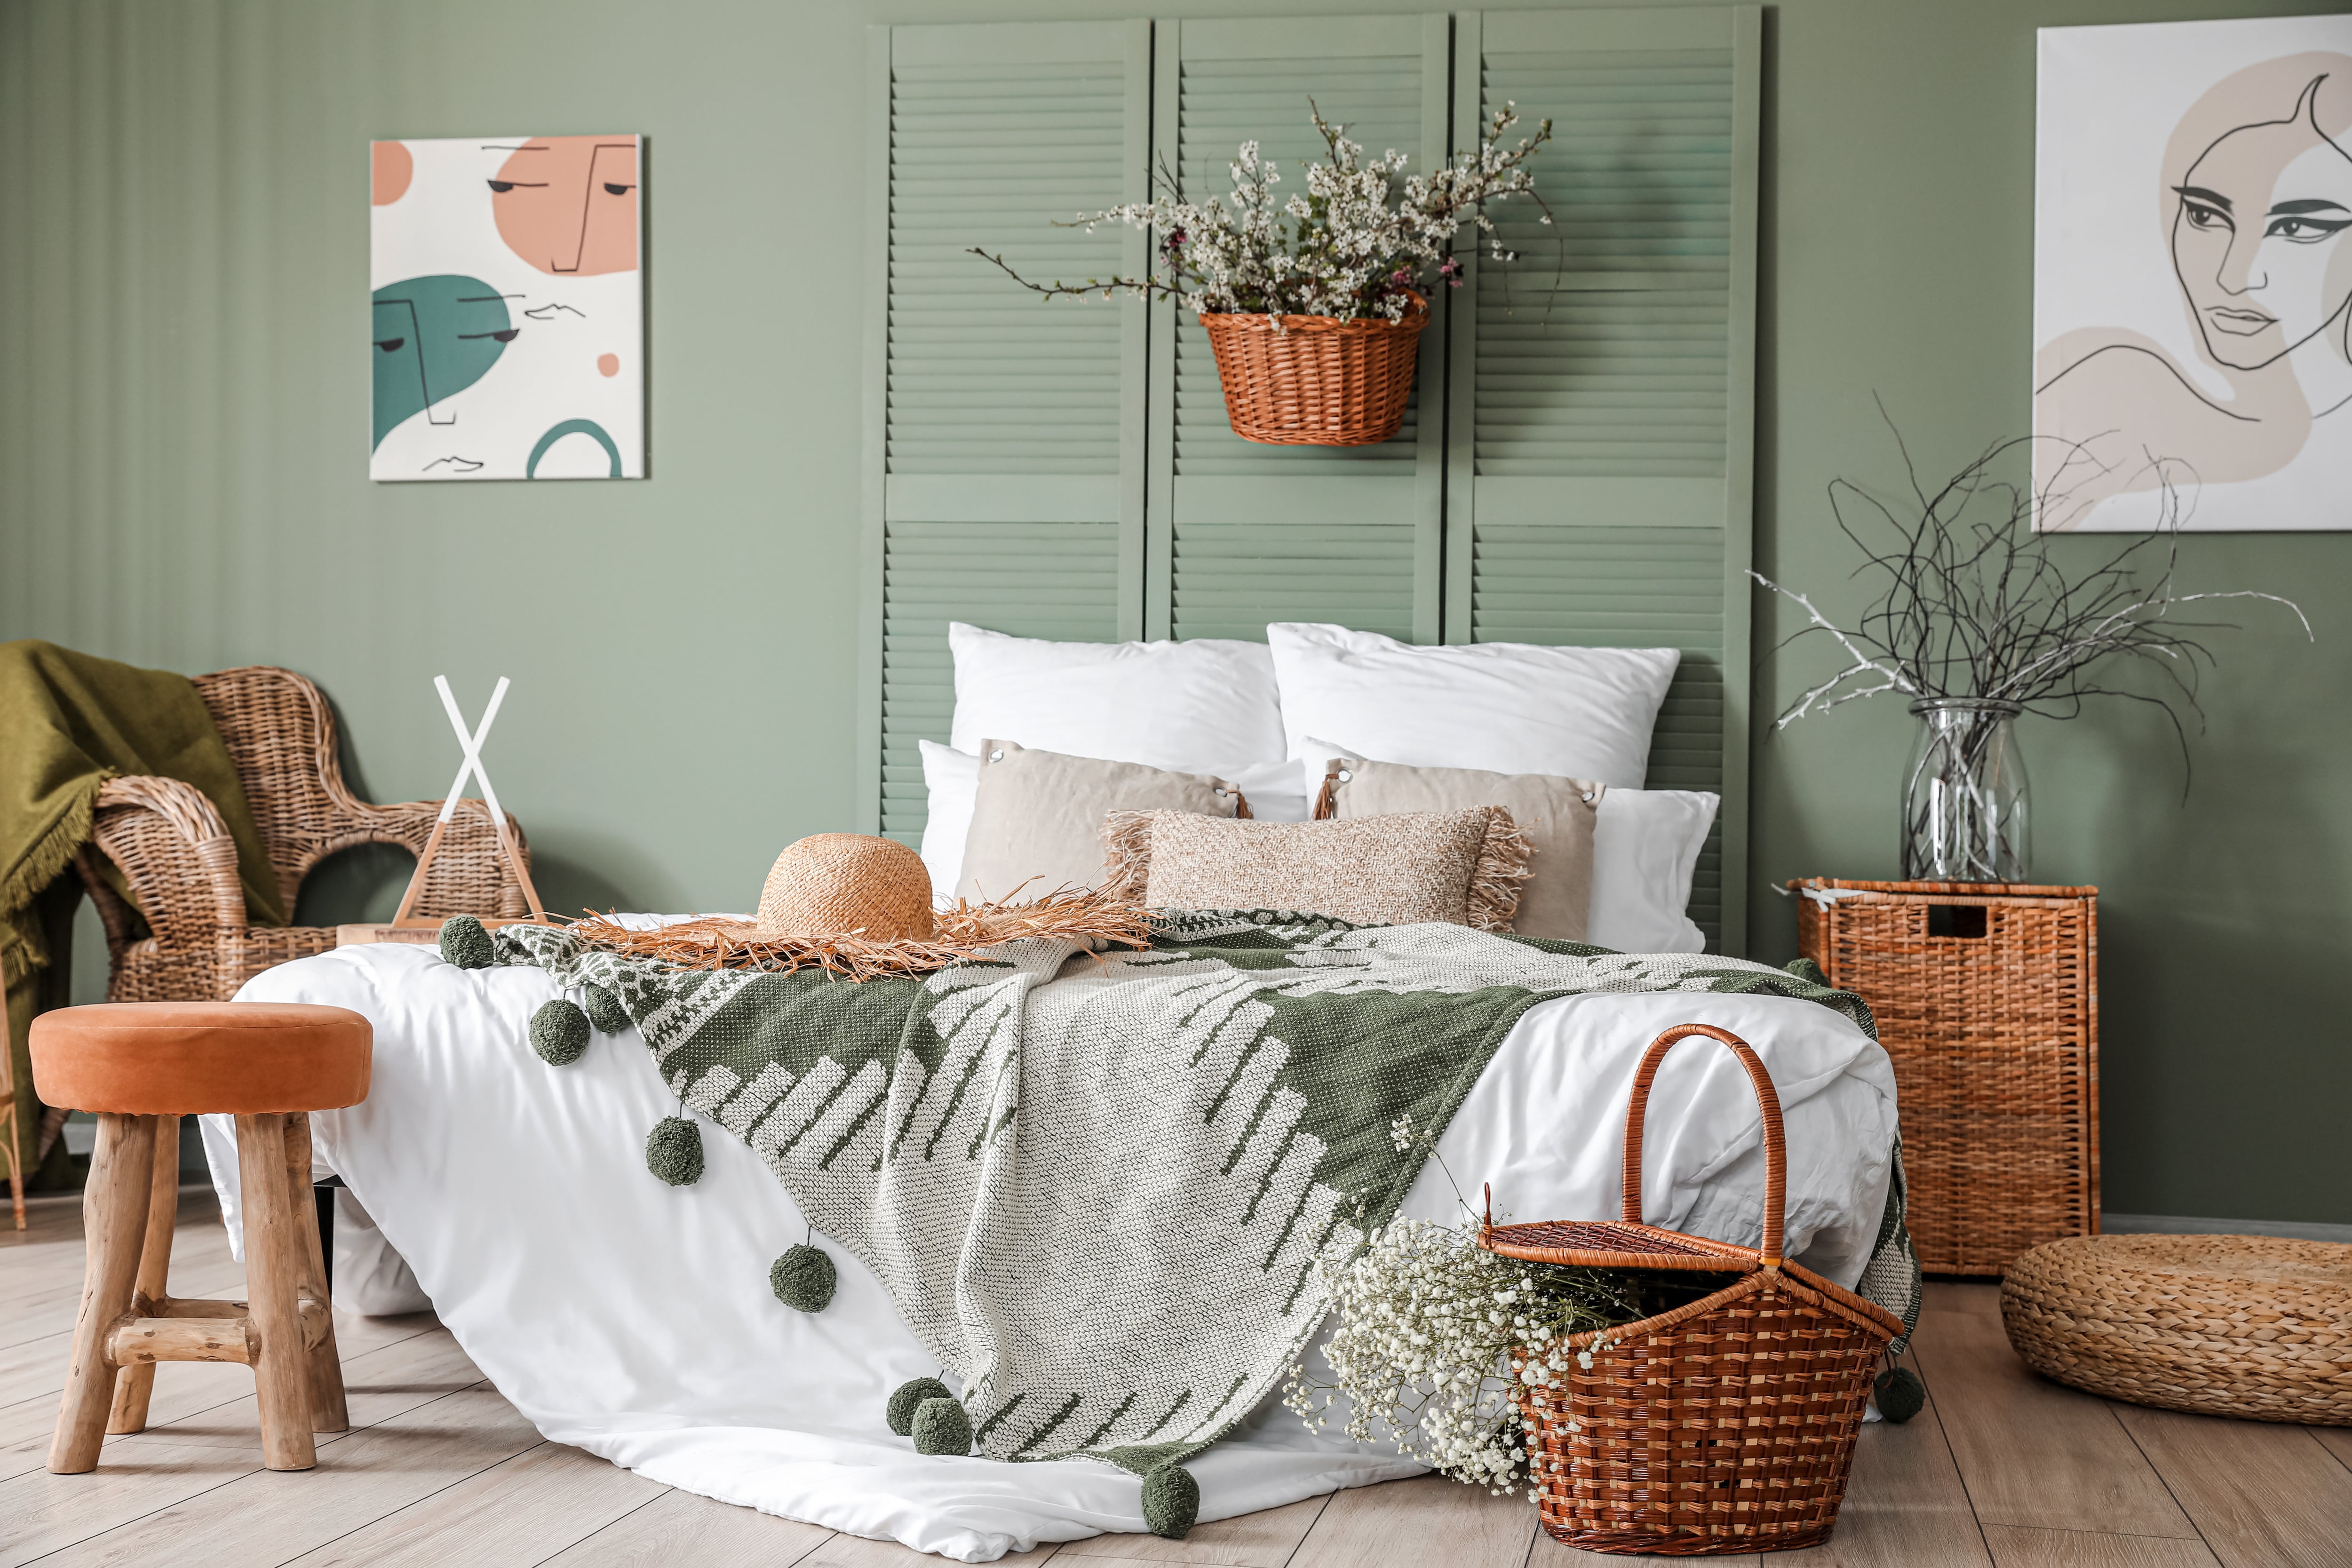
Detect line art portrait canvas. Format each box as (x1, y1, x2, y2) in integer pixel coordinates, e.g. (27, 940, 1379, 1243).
(2035, 16, 2352, 531)
(370, 134, 644, 481)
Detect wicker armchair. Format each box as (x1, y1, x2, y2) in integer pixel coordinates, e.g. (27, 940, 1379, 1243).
(77, 666, 533, 1003)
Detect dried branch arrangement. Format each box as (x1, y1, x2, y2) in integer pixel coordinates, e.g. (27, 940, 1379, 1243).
(971, 102, 1551, 324)
(1753, 417, 2310, 770)
(557, 885, 1156, 979)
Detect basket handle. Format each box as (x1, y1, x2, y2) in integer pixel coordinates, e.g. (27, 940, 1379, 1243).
(1621, 1023, 1789, 1268)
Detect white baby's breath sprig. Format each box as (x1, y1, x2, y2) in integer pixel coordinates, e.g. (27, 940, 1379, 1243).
(972, 99, 1553, 325)
(1282, 1212, 1649, 1502)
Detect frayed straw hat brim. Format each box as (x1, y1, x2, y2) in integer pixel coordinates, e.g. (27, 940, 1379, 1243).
(560, 885, 1153, 979)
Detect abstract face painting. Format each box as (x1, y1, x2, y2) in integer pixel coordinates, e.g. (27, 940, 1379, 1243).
(370, 135, 644, 480)
(2035, 18, 2352, 530)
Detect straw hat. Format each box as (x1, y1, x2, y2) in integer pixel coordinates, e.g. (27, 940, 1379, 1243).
(756, 833, 935, 942)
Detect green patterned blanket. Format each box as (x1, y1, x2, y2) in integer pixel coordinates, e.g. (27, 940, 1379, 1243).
(491, 912, 1916, 1472)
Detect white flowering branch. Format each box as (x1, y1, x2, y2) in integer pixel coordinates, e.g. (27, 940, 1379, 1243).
(971, 101, 1553, 325)
(1754, 409, 2310, 785)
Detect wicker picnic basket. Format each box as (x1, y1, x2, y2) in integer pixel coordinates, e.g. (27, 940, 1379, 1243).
(1198, 292, 1427, 446)
(1481, 1023, 1906, 1555)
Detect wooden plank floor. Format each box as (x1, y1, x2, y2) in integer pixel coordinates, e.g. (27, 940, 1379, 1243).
(4, 1192, 2348, 1566)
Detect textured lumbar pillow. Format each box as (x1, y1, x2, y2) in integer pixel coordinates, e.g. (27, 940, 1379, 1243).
(956, 741, 1244, 903)
(1102, 807, 1529, 930)
(1313, 750, 1600, 941)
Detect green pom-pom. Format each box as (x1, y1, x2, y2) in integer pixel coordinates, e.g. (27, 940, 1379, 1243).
(1141, 1462, 1199, 1539)
(770, 1244, 837, 1313)
(1783, 956, 1830, 987)
(1873, 1365, 1926, 1424)
(529, 1000, 592, 1066)
(888, 1377, 953, 1437)
(439, 915, 494, 970)
(911, 1395, 972, 1456)
(645, 1115, 705, 1186)
(583, 983, 630, 1034)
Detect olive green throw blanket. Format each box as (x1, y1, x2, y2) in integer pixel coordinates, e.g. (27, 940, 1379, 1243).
(0, 640, 287, 1178)
(492, 911, 1918, 1473)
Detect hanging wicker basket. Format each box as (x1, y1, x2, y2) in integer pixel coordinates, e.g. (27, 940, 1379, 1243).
(1481, 1023, 1906, 1557)
(1199, 292, 1428, 446)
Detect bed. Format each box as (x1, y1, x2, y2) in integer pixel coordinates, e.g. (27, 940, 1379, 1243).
(203, 929, 1902, 1562)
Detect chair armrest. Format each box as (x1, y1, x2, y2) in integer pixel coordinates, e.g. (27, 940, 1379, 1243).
(89, 775, 249, 938)
(329, 798, 535, 922)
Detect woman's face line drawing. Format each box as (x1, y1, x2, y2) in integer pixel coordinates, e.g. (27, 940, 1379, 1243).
(2169, 73, 2352, 372)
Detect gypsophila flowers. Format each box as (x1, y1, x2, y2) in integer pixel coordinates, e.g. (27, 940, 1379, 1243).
(973, 101, 1552, 326)
(1281, 1216, 1637, 1500)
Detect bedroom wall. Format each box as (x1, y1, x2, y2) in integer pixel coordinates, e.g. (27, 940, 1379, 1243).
(1, 0, 2344, 1228)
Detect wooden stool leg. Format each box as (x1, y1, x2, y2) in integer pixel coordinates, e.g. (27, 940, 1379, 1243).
(234, 1114, 316, 1471)
(48, 1113, 157, 1473)
(281, 1113, 348, 1432)
(107, 1114, 182, 1434)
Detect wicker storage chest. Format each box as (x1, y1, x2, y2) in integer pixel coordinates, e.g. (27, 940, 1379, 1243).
(1794, 879, 2098, 1276)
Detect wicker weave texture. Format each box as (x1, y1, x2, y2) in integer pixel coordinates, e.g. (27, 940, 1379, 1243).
(1485, 1024, 1900, 1555)
(756, 834, 934, 942)
(81, 666, 532, 1003)
(2002, 1234, 2352, 1426)
(1797, 879, 2098, 1276)
(1198, 294, 1427, 446)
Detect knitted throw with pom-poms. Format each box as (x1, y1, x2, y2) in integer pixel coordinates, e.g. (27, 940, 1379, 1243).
(488, 912, 1919, 1475)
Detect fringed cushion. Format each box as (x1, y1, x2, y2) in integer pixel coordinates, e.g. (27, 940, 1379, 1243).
(1101, 807, 1530, 931)
(1312, 753, 1601, 942)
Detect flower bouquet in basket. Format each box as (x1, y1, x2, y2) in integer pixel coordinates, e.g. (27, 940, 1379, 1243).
(974, 103, 1551, 447)
(1288, 1025, 1911, 1557)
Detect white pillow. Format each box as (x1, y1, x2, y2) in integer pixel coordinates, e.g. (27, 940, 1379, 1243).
(947, 623, 1286, 770)
(1266, 622, 1679, 789)
(919, 740, 1309, 905)
(1296, 738, 1714, 953)
(1588, 788, 1717, 955)
(918, 740, 982, 901)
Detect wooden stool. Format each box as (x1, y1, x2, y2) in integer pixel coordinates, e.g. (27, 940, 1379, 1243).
(30, 1002, 372, 1472)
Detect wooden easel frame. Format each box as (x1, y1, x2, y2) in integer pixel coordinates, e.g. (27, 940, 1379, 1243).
(388, 676, 548, 930)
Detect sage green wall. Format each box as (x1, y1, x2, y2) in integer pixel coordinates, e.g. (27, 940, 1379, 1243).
(1, 0, 2344, 1226)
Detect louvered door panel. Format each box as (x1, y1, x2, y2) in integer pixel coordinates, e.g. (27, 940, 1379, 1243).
(1447, 8, 1758, 952)
(879, 522, 1122, 840)
(861, 22, 1150, 841)
(1469, 522, 1728, 936)
(1147, 16, 1450, 644)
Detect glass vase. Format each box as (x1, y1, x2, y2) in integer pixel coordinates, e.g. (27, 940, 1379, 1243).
(1900, 699, 2030, 883)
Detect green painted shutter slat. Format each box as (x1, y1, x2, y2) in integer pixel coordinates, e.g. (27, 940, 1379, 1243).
(861, 21, 1151, 841)
(1447, 8, 1759, 953)
(1146, 15, 1450, 644)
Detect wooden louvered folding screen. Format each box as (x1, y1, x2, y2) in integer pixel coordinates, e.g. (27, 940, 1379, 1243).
(1144, 15, 1449, 645)
(862, 8, 1758, 952)
(1445, 7, 1759, 952)
(858, 21, 1150, 846)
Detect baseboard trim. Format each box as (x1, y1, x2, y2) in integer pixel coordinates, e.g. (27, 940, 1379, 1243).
(2103, 1212, 2352, 1245)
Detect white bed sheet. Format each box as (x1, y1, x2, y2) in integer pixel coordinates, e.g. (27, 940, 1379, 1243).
(209, 939, 1898, 1562)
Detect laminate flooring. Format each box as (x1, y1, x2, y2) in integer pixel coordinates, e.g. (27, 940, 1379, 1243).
(4, 1191, 2347, 1567)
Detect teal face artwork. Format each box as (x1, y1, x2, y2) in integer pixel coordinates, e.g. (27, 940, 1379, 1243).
(371, 275, 519, 449)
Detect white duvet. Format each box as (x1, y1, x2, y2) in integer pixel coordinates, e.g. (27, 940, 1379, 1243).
(208, 939, 1899, 1562)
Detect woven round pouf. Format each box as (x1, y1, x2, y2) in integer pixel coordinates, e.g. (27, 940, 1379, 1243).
(756, 834, 934, 942)
(2002, 1234, 2352, 1425)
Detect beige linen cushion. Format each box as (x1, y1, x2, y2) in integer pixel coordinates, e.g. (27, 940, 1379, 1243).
(1315, 755, 1601, 941)
(956, 740, 1243, 902)
(1101, 808, 1529, 931)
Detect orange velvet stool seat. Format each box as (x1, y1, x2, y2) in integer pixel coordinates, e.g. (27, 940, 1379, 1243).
(30, 1001, 372, 1475)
